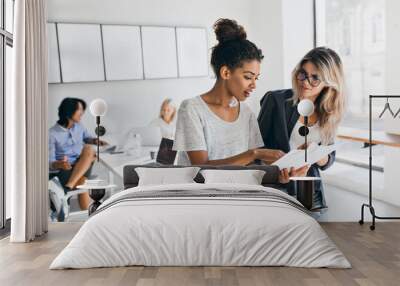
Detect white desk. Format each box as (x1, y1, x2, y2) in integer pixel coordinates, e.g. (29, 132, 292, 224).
(99, 146, 158, 190)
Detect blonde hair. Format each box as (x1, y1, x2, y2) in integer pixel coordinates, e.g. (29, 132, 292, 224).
(292, 47, 345, 144)
(159, 98, 176, 121)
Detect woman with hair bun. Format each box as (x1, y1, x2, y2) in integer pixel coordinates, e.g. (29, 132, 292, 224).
(173, 19, 309, 183)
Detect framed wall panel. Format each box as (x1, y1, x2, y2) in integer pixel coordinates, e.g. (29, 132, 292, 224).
(176, 27, 208, 77)
(102, 25, 143, 81)
(47, 23, 61, 83)
(141, 26, 178, 79)
(57, 23, 105, 83)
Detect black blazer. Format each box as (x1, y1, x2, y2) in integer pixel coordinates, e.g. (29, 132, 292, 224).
(258, 89, 335, 208)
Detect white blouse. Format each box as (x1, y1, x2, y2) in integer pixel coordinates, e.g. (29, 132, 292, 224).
(149, 117, 176, 140)
(289, 120, 322, 150)
(173, 96, 264, 166)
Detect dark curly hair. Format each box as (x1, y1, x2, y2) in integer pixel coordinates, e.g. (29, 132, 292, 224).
(211, 19, 264, 79)
(57, 97, 87, 127)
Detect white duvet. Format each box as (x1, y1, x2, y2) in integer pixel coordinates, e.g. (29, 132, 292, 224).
(50, 183, 351, 269)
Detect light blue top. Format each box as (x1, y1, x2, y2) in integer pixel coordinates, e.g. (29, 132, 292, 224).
(49, 123, 93, 165)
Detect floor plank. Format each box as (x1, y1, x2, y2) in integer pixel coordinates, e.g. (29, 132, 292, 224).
(0, 222, 399, 286)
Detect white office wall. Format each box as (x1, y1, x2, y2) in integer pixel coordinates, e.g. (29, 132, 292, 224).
(282, 0, 314, 88)
(47, 0, 287, 139)
(384, 0, 400, 134)
(385, 0, 400, 95)
(245, 0, 284, 114)
(384, 0, 400, 206)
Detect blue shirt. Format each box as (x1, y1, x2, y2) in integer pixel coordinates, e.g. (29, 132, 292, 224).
(49, 123, 94, 165)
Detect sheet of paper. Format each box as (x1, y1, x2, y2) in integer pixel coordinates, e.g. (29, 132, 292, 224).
(99, 144, 117, 153)
(272, 143, 339, 170)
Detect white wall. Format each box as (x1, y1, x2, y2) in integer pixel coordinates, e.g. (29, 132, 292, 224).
(384, 0, 400, 135)
(47, 0, 286, 141)
(244, 0, 284, 114)
(385, 0, 400, 95)
(384, 0, 400, 207)
(282, 0, 314, 88)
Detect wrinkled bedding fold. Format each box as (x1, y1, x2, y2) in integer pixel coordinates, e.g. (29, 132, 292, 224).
(50, 183, 351, 269)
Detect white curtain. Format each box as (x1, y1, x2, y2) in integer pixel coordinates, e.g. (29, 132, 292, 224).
(8, 0, 49, 242)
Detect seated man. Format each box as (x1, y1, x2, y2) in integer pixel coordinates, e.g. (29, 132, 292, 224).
(49, 97, 106, 210)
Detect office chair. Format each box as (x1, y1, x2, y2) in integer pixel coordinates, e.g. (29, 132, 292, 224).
(48, 175, 89, 222)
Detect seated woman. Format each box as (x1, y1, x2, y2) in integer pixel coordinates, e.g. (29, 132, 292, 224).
(150, 98, 177, 164)
(173, 18, 308, 182)
(150, 98, 177, 140)
(49, 97, 106, 210)
(258, 47, 345, 210)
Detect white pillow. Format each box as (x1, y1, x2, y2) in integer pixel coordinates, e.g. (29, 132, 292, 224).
(200, 169, 265, 185)
(135, 167, 200, 186)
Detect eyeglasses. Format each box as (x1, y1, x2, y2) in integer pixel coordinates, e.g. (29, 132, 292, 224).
(296, 71, 321, 87)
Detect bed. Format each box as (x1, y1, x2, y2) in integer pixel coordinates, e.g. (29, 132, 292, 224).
(50, 165, 350, 269)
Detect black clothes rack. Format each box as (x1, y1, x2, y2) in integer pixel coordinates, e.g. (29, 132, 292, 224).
(359, 95, 400, 230)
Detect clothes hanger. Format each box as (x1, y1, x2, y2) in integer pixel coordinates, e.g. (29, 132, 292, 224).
(394, 105, 400, 118)
(378, 97, 395, 118)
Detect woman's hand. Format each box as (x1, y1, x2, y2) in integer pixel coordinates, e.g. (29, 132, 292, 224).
(254, 148, 286, 164)
(316, 156, 329, 167)
(297, 143, 309, 150)
(278, 165, 310, 184)
(92, 139, 108, 146)
(52, 156, 72, 170)
(278, 168, 290, 184)
(289, 165, 310, 177)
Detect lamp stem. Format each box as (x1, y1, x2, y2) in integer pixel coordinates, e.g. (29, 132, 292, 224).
(304, 116, 308, 162)
(96, 116, 100, 162)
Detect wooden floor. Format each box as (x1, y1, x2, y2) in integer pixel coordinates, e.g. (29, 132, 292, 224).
(0, 222, 399, 286)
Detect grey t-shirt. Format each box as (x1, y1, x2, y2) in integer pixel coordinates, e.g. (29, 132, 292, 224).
(172, 96, 264, 165)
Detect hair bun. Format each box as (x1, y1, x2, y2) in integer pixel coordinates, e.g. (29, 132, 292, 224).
(213, 18, 247, 43)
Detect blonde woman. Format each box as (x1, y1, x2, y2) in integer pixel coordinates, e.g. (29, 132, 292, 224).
(150, 98, 177, 140)
(258, 47, 345, 210)
(149, 98, 178, 164)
